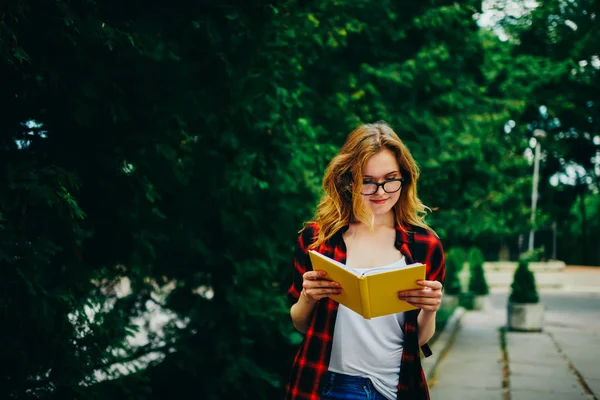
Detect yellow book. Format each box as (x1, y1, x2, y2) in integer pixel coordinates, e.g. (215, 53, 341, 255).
(308, 250, 426, 319)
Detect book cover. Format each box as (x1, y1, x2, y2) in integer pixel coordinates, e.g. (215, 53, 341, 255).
(308, 250, 426, 319)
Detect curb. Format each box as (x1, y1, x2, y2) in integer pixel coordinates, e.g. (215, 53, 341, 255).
(422, 306, 466, 381)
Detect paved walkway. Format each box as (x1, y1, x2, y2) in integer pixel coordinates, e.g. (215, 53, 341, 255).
(427, 290, 600, 400)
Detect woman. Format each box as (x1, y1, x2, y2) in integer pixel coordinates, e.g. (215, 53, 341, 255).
(285, 122, 445, 400)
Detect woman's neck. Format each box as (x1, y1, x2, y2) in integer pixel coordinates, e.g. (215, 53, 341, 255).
(371, 211, 395, 228)
(348, 213, 396, 237)
(349, 210, 396, 230)
(355, 211, 396, 228)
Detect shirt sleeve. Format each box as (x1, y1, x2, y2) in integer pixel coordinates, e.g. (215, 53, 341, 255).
(286, 225, 317, 305)
(426, 234, 445, 285)
(421, 233, 445, 358)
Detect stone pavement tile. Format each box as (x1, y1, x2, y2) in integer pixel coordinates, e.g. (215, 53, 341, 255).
(510, 374, 586, 394)
(436, 354, 499, 366)
(509, 353, 564, 366)
(507, 331, 585, 397)
(547, 329, 600, 397)
(578, 361, 600, 380)
(435, 360, 502, 372)
(429, 310, 503, 396)
(511, 389, 588, 400)
(429, 387, 503, 400)
(435, 371, 502, 390)
(551, 330, 600, 342)
(506, 332, 564, 362)
(453, 337, 498, 345)
(507, 358, 561, 367)
(433, 359, 502, 389)
(586, 378, 600, 397)
(509, 361, 571, 377)
(551, 331, 600, 380)
(506, 332, 551, 343)
(508, 354, 566, 367)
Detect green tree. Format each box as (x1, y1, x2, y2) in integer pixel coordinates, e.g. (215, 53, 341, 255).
(444, 248, 465, 295)
(489, 0, 600, 264)
(288, 1, 532, 247)
(509, 258, 540, 304)
(562, 189, 600, 265)
(0, 1, 548, 399)
(467, 247, 489, 295)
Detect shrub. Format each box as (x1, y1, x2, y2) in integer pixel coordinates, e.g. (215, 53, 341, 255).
(467, 247, 489, 296)
(444, 248, 465, 295)
(509, 258, 539, 304)
(459, 291, 475, 310)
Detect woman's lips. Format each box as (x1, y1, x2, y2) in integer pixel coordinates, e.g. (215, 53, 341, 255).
(371, 198, 388, 204)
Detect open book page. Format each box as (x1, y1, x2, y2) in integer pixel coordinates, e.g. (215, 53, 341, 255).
(308, 250, 361, 277)
(308, 250, 426, 318)
(362, 261, 425, 276)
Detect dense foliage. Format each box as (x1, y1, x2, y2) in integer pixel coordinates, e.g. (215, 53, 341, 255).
(509, 258, 540, 304)
(467, 247, 490, 296)
(491, 0, 600, 263)
(443, 248, 466, 295)
(0, 0, 596, 398)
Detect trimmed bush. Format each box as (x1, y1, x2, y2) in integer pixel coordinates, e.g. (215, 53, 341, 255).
(459, 291, 475, 310)
(444, 248, 465, 295)
(509, 258, 540, 304)
(467, 247, 489, 296)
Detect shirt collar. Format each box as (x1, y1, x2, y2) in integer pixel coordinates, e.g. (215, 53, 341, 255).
(395, 223, 414, 244)
(333, 221, 414, 246)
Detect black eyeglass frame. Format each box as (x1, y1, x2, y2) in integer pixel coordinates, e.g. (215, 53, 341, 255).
(360, 177, 405, 195)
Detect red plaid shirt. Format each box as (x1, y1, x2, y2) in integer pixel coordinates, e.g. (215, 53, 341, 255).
(285, 223, 445, 400)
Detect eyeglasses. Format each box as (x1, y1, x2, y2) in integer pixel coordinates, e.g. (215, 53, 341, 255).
(360, 178, 405, 195)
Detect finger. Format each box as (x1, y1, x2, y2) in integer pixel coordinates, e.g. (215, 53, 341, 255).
(303, 270, 327, 280)
(416, 280, 443, 290)
(398, 296, 440, 305)
(398, 289, 442, 298)
(415, 304, 440, 312)
(402, 300, 441, 311)
(307, 288, 343, 298)
(398, 289, 425, 297)
(303, 281, 341, 290)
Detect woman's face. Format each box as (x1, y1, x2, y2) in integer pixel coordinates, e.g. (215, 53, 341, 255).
(359, 149, 403, 216)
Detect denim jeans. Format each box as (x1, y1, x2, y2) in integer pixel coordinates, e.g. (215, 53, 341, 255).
(320, 371, 389, 400)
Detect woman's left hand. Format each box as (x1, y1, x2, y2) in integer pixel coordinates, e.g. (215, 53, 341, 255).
(397, 280, 443, 312)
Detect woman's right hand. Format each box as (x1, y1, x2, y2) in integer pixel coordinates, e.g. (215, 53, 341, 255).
(301, 270, 342, 303)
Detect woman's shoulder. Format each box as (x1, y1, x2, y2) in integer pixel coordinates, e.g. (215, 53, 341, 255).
(409, 224, 436, 235)
(299, 221, 351, 248)
(298, 222, 320, 243)
(404, 224, 442, 247)
(300, 222, 320, 234)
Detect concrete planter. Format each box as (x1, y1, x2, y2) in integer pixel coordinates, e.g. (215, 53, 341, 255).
(507, 302, 544, 332)
(473, 295, 488, 311)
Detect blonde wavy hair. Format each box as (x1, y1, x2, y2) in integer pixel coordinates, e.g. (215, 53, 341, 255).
(307, 122, 433, 249)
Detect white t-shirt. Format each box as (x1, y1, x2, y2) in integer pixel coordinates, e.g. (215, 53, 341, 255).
(328, 257, 407, 400)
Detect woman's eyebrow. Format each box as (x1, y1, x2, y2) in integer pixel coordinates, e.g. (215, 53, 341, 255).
(363, 171, 399, 178)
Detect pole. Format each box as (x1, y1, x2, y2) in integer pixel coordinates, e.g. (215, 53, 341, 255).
(552, 221, 557, 260)
(528, 141, 541, 252)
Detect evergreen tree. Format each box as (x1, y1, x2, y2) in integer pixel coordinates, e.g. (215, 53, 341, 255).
(467, 247, 489, 296)
(490, 0, 600, 264)
(0, 1, 549, 398)
(444, 248, 465, 296)
(509, 258, 540, 304)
